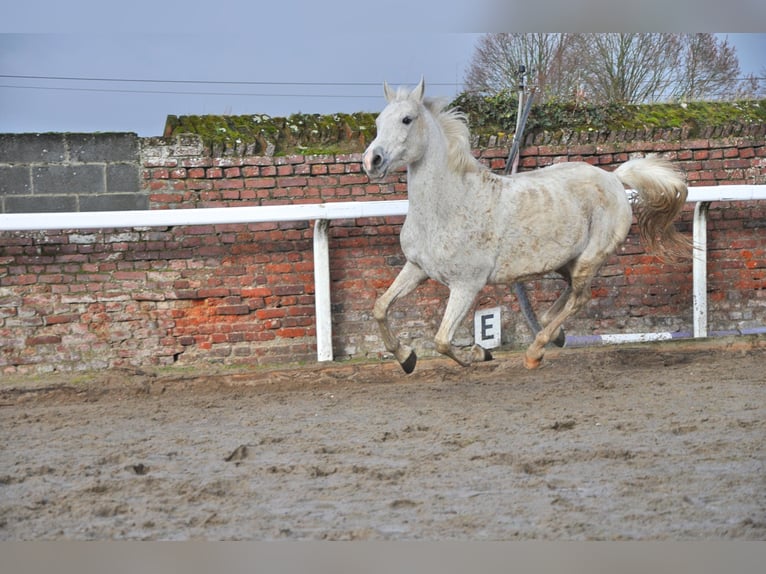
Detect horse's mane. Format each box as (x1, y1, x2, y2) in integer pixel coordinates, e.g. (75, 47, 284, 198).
(424, 98, 482, 175)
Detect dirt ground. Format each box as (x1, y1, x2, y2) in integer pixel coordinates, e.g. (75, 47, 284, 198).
(1, 336, 764, 540)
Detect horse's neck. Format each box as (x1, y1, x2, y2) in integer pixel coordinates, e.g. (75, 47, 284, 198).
(407, 123, 467, 208)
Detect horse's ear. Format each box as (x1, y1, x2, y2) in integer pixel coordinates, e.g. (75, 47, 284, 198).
(383, 81, 395, 102)
(411, 77, 425, 102)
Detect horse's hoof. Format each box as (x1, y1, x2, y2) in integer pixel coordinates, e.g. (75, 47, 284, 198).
(552, 329, 566, 348)
(470, 345, 493, 363)
(523, 355, 542, 370)
(400, 351, 417, 374)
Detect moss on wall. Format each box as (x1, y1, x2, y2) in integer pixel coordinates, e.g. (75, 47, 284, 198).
(164, 112, 377, 156)
(163, 98, 766, 156)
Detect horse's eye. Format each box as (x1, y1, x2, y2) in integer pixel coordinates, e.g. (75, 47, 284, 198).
(402, 116, 412, 125)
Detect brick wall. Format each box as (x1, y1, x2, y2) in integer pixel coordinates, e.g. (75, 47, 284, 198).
(1, 131, 764, 374)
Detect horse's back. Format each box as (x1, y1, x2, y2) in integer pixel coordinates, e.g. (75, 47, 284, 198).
(499, 161, 628, 221)
(486, 161, 633, 282)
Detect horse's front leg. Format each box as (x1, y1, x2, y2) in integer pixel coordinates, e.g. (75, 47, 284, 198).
(434, 285, 492, 367)
(373, 261, 428, 373)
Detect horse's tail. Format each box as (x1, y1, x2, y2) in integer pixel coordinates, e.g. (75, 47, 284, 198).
(614, 156, 692, 261)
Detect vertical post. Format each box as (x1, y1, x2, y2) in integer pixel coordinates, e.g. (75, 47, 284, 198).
(692, 202, 710, 338)
(313, 219, 333, 361)
(504, 65, 526, 176)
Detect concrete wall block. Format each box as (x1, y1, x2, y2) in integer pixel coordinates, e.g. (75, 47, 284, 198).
(0, 166, 32, 195)
(33, 164, 105, 195)
(0, 133, 67, 163)
(106, 164, 140, 193)
(4, 195, 78, 213)
(67, 133, 139, 163)
(80, 193, 148, 211)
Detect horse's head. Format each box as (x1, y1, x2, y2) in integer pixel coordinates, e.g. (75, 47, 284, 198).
(362, 79, 427, 180)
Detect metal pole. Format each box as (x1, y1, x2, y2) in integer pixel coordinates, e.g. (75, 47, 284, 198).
(504, 65, 543, 336)
(512, 65, 525, 169)
(504, 65, 526, 176)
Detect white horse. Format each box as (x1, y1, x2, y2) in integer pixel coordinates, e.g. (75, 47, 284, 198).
(363, 79, 690, 373)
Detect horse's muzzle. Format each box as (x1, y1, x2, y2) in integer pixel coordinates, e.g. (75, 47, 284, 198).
(362, 146, 388, 179)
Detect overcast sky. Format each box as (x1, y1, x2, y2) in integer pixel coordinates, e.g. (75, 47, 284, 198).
(0, 33, 482, 136)
(1, 2, 764, 136)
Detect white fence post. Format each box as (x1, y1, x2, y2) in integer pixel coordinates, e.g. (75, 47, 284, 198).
(692, 202, 711, 338)
(313, 219, 333, 361)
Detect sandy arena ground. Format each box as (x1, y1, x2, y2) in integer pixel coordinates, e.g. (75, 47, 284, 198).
(1, 336, 764, 540)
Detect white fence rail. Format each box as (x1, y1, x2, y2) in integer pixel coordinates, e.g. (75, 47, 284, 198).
(1, 186, 765, 362)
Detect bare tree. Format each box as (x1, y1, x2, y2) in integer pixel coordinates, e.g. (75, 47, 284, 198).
(464, 33, 581, 101)
(574, 34, 681, 103)
(465, 33, 753, 104)
(758, 68, 766, 98)
(672, 34, 750, 100)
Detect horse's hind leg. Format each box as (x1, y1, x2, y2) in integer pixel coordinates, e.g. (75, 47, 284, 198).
(523, 271, 594, 369)
(516, 281, 566, 347)
(373, 261, 428, 373)
(538, 282, 571, 348)
(434, 284, 492, 367)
